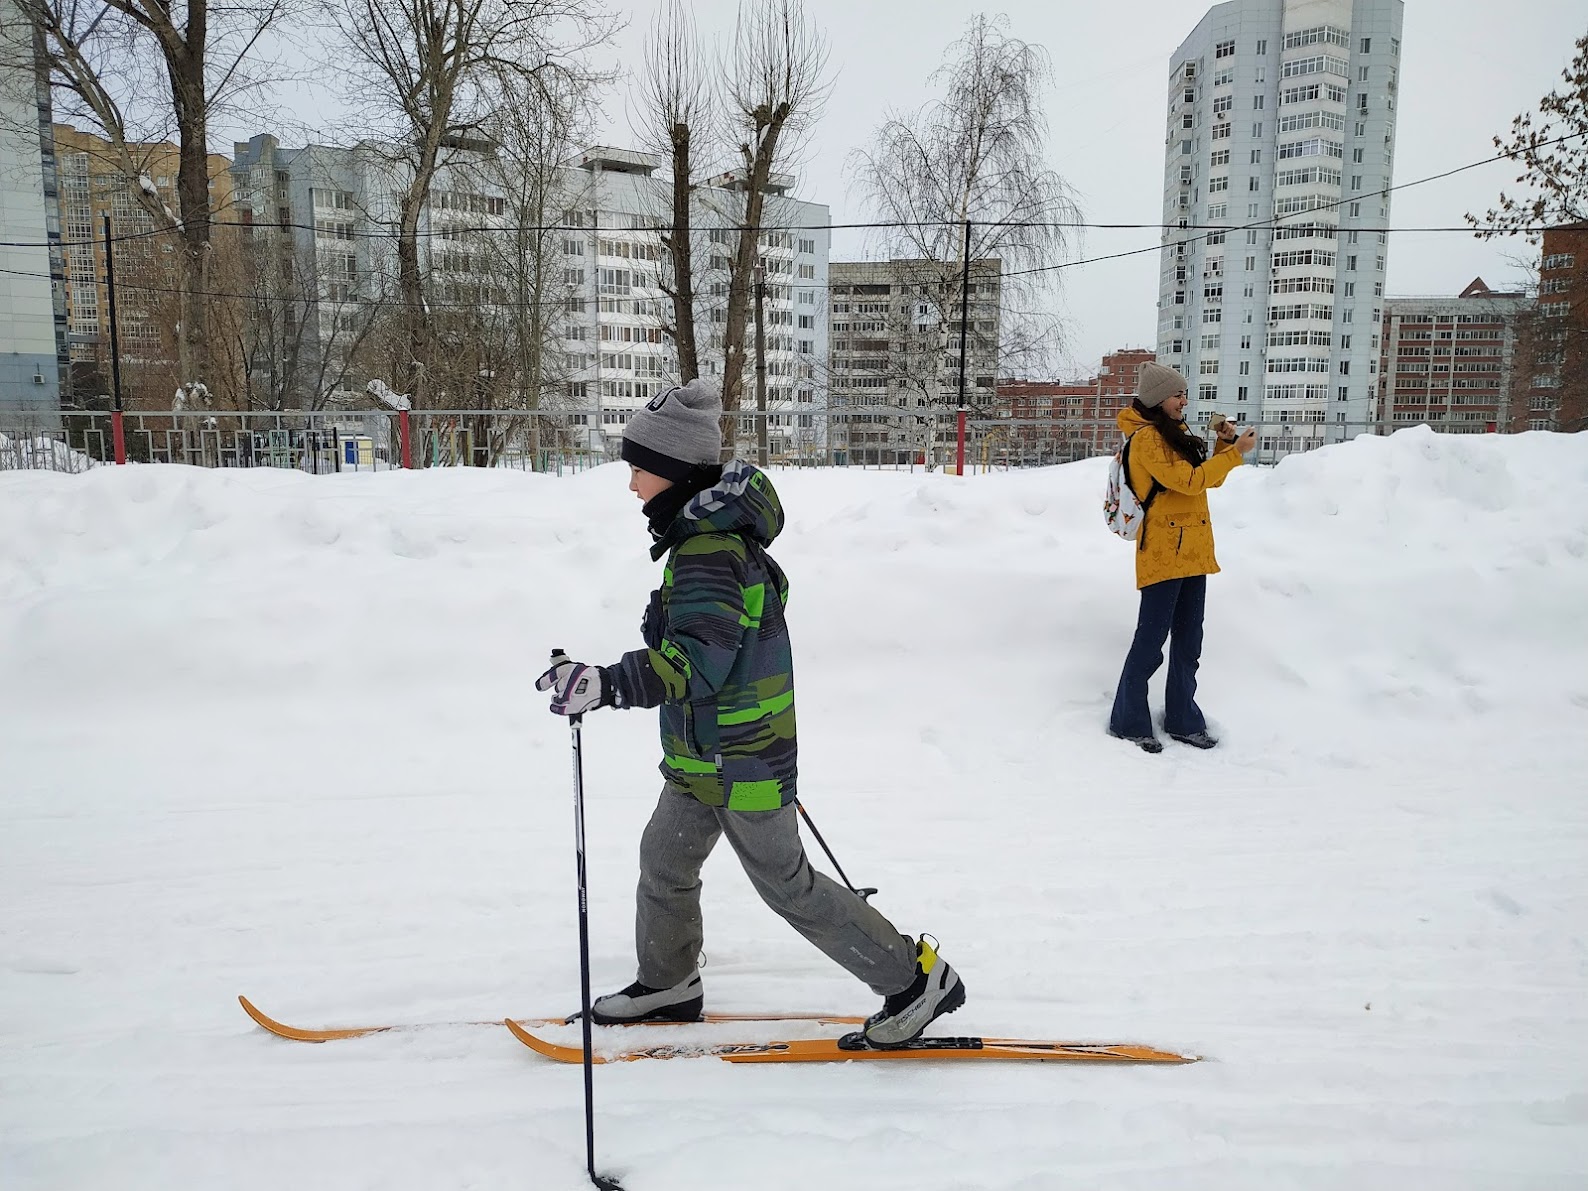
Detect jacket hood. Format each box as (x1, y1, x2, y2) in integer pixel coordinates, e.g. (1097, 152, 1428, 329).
(1118, 405, 1152, 436)
(652, 459, 784, 558)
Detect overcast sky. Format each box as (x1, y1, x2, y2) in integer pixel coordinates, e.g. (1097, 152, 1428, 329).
(575, 0, 1585, 379)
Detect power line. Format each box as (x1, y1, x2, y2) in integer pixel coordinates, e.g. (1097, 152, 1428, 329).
(2, 128, 1582, 252)
(1001, 128, 1588, 281)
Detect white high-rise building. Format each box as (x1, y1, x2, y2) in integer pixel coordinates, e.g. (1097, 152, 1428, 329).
(1156, 0, 1405, 459)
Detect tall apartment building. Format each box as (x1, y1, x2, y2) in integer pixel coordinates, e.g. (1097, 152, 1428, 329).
(994, 348, 1156, 464)
(827, 257, 1001, 466)
(1157, 0, 1404, 459)
(1511, 224, 1587, 433)
(0, 1, 65, 420)
(54, 125, 234, 377)
(1377, 280, 1525, 434)
(559, 148, 831, 462)
(228, 139, 830, 457)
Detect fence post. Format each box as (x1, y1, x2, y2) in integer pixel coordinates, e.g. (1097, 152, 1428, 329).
(111, 411, 127, 465)
(399, 409, 412, 469)
(955, 408, 967, 476)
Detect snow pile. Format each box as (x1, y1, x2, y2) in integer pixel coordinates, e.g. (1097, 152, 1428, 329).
(0, 431, 97, 474)
(2, 427, 1586, 1190)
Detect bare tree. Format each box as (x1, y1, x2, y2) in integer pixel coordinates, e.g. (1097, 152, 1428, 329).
(637, 0, 712, 383)
(467, 74, 596, 463)
(848, 13, 1078, 418)
(325, 0, 617, 409)
(14, 0, 296, 401)
(717, 0, 829, 439)
(1468, 29, 1588, 239)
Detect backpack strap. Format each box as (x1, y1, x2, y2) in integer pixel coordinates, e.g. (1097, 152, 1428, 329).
(1121, 431, 1166, 553)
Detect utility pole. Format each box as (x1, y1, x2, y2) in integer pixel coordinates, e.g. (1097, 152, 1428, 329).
(754, 258, 768, 467)
(954, 219, 971, 477)
(103, 214, 126, 464)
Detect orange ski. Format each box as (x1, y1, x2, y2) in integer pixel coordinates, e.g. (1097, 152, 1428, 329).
(504, 1017, 1198, 1065)
(240, 995, 864, 1043)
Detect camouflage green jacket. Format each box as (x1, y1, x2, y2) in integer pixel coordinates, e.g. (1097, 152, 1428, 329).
(610, 461, 798, 810)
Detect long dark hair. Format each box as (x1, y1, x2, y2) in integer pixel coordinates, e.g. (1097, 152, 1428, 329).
(1132, 399, 1207, 467)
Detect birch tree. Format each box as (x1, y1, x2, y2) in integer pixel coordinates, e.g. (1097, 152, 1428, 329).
(848, 13, 1078, 417)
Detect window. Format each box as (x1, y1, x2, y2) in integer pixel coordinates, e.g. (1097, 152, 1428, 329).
(1543, 253, 1577, 270)
(1278, 137, 1344, 160)
(1256, 39, 1267, 54)
(1282, 55, 1349, 79)
(1349, 201, 1362, 217)
(1199, 384, 1218, 402)
(1212, 123, 1232, 140)
(1183, 113, 1195, 129)
(1184, 87, 1196, 103)
(1213, 95, 1233, 116)
(1253, 95, 1265, 109)
(1200, 359, 1219, 375)
(1209, 176, 1230, 192)
(1359, 67, 1369, 82)
(1284, 26, 1350, 50)
(1250, 178, 1261, 191)
(1215, 39, 1235, 58)
(1210, 149, 1231, 166)
(798, 237, 815, 254)
(1253, 123, 1264, 138)
(1214, 67, 1234, 87)
(1251, 149, 1262, 163)
(1208, 203, 1228, 219)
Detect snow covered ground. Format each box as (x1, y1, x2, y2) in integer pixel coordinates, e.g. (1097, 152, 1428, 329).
(2, 427, 1586, 1190)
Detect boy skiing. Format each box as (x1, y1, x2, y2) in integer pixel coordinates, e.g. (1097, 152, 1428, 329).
(536, 379, 964, 1047)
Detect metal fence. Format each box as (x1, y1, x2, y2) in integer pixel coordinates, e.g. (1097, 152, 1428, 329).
(0, 406, 1449, 475)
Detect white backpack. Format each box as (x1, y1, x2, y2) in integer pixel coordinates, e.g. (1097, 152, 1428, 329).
(1102, 434, 1162, 541)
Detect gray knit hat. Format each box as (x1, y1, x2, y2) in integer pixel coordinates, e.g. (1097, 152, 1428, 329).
(1137, 362, 1188, 409)
(621, 378, 723, 480)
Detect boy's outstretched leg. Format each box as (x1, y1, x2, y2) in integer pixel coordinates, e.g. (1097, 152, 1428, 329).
(716, 802, 965, 1044)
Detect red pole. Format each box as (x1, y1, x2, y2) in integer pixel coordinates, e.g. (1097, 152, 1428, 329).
(399, 409, 412, 469)
(955, 408, 967, 476)
(112, 411, 127, 465)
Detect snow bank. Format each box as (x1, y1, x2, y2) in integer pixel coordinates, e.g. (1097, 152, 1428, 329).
(2, 427, 1585, 1190)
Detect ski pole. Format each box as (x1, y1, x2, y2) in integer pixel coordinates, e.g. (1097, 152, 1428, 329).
(552, 650, 624, 1191)
(794, 797, 878, 901)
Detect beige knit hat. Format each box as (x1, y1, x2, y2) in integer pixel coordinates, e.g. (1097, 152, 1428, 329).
(1137, 362, 1188, 408)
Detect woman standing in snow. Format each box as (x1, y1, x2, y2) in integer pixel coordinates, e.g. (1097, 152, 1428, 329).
(536, 378, 965, 1047)
(1108, 363, 1255, 753)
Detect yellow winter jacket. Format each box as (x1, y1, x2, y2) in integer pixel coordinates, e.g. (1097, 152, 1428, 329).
(1117, 406, 1244, 590)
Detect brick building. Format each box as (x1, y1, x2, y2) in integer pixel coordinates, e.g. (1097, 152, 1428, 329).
(992, 348, 1156, 464)
(1511, 224, 1588, 433)
(1377, 279, 1526, 435)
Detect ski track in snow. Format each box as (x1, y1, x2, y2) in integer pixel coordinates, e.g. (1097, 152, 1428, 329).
(2, 427, 1587, 1190)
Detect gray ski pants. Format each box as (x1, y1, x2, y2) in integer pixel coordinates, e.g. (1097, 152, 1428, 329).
(634, 786, 918, 997)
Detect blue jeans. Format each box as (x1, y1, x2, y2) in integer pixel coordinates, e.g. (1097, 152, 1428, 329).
(1109, 575, 1208, 740)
